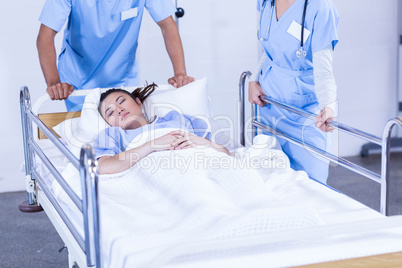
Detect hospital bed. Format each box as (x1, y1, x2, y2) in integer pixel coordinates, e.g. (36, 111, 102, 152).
(19, 74, 402, 267)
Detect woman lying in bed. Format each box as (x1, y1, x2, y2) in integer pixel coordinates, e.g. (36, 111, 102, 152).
(95, 84, 230, 174)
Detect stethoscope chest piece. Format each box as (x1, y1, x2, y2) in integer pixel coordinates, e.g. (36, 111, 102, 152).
(259, 0, 309, 59)
(296, 47, 306, 58)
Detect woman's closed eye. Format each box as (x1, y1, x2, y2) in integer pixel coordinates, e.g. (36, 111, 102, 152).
(107, 110, 114, 118)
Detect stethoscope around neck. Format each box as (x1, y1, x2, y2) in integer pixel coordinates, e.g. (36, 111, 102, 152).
(258, 0, 308, 58)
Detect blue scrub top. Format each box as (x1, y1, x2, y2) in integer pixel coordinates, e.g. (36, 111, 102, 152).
(39, 0, 175, 110)
(257, 0, 339, 114)
(256, 0, 339, 183)
(94, 111, 211, 159)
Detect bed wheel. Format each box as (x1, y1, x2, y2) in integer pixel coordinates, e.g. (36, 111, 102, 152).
(68, 253, 79, 268)
(18, 200, 43, 213)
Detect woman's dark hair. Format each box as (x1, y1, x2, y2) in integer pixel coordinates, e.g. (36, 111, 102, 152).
(98, 83, 157, 113)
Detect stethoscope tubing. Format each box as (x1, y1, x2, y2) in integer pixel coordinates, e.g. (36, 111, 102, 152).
(258, 0, 274, 41)
(300, 0, 308, 48)
(258, 0, 308, 57)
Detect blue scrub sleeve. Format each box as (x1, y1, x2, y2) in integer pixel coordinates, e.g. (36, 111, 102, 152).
(257, 0, 262, 12)
(145, 0, 176, 23)
(93, 128, 122, 159)
(39, 0, 72, 32)
(310, 1, 339, 53)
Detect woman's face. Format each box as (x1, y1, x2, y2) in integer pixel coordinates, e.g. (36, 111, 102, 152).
(100, 92, 146, 130)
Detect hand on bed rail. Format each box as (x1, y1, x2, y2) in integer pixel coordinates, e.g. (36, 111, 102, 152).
(46, 82, 74, 100)
(249, 81, 334, 133)
(248, 81, 266, 108)
(315, 107, 335, 133)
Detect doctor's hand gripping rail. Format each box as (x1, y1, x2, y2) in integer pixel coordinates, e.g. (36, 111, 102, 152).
(239, 71, 402, 216)
(19, 86, 101, 267)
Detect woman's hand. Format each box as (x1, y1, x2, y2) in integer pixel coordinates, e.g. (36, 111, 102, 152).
(171, 131, 211, 150)
(98, 131, 231, 175)
(315, 107, 335, 132)
(149, 131, 185, 152)
(248, 81, 266, 107)
(98, 131, 184, 174)
(169, 130, 231, 155)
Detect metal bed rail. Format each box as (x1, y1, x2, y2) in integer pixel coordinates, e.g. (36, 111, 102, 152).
(239, 71, 402, 216)
(20, 86, 101, 267)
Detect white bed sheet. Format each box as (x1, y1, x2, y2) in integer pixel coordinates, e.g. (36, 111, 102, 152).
(35, 138, 402, 268)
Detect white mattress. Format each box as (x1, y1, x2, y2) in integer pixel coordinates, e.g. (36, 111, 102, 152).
(34, 139, 402, 267)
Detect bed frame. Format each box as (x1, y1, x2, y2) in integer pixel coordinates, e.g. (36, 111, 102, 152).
(239, 71, 402, 215)
(20, 87, 100, 267)
(19, 72, 402, 267)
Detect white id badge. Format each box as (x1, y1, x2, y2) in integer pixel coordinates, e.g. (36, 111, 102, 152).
(121, 7, 138, 21)
(287, 20, 310, 43)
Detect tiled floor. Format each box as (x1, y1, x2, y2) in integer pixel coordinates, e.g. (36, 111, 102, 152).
(1, 152, 401, 267)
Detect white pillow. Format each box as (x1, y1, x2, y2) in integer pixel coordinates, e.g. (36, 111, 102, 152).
(79, 87, 110, 142)
(54, 78, 212, 155)
(53, 117, 95, 158)
(82, 77, 211, 136)
(143, 78, 212, 125)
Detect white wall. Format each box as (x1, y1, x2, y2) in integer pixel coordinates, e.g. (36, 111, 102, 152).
(332, 0, 399, 157)
(137, 0, 259, 145)
(0, 0, 399, 193)
(0, 0, 47, 193)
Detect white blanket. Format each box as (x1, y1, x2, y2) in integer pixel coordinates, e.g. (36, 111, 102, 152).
(52, 132, 383, 267)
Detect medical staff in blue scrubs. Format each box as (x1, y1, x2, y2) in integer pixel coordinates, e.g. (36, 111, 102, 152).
(249, 0, 339, 184)
(37, 0, 194, 111)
